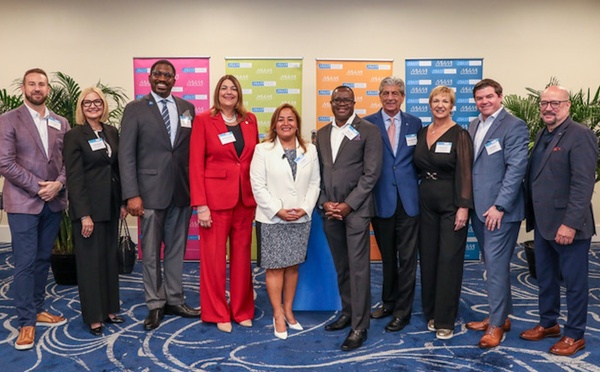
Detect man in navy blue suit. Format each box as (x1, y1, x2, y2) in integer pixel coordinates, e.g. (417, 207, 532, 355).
(364, 77, 422, 332)
(520, 86, 598, 357)
(466, 79, 529, 348)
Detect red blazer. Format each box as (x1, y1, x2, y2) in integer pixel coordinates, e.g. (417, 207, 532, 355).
(189, 111, 258, 210)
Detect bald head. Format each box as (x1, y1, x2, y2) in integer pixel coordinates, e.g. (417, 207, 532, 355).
(540, 85, 571, 131)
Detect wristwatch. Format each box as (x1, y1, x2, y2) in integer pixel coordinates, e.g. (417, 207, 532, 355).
(495, 205, 505, 212)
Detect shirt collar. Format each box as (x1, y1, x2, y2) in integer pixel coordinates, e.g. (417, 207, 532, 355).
(478, 106, 504, 123)
(151, 91, 173, 104)
(24, 102, 49, 120)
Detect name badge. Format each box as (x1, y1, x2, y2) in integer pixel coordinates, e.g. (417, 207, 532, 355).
(180, 116, 192, 128)
(218, 131, 236, 145)
(342, 125, 359, 140)
(405, 134, 417, 147)
(485, 138, 502, 155)
(47, 117, 61, 130)
(435, 142, 452, 154)
(88, 138, 106, 151)
(295, 154, 310, 168)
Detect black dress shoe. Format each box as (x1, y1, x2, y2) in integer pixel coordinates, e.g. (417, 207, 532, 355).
(144, 308, 164, 330)
(90, 325, 103, 337)
(325, 314, 351, 331)
(341, 329, 367, 351)
(105, 315, 125, 324)
(385, 317, 410, 332)
(164, 303, 201, 318)
(370, 307, 393, 319)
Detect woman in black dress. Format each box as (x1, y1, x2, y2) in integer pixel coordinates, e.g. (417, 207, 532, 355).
(414, 85, 473, 340)
(63, 87, 127, 336)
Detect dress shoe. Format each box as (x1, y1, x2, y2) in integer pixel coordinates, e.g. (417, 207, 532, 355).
(370, 307, 393, 319)
(520, 324, 561, 341)
(325, 314, 351, 331)
(285, 317, 303, 331)
(427, 319, 436, 332)
(238, 319, 252, 327)
(385, 317, 410, 332)
(144, 308, 164, 331)
(436, 329, 454, 340)
(105, 315, 125, 324)
(15, 326, 35, 350)
(217, 322, 232, 333)
(479, 325, 505, 348)
(273, 318, 287, 340)
(90, 325, 103, 337)
(341, 329, 367, 351)
(36, 311, 67, 327)
(549, 336, 585, 356)
(466, 317, 511, 332)
(164, 303, 200, 318)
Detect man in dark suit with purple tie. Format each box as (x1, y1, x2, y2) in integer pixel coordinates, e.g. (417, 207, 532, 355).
(0, 68, 70, 350)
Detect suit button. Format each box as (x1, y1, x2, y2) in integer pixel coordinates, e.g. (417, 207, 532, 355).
(393, 166, 397, 170)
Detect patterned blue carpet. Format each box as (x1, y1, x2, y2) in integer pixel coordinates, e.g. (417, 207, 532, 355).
(1, 242, 599, 371)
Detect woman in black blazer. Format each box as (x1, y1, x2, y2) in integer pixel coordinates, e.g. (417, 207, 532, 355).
(63, 87, 127, 336)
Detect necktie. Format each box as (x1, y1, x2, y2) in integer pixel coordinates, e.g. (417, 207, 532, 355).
(160, 99, 171, 137)
(387, 117, 396, 150)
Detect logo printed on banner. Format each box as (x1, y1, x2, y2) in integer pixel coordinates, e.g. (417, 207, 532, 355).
(322, 102, 332, 108)
(139, 81, 150, 87)
(276, 89, 300, 94)
(183, 94, 208, 100)
(227, 62, 253, 68)
(406, 61, 432, 67)
(435, 79, 453, 86)
(457, 79, 481, 85)
(281, 100, 297, 106)
(410, 68, 429, 75)
(370, 76, 384, 83)
(456, 60, 483, 66)
(236, 75, 249, 81)
(410, 105, 430, 113)
(343, 82, 367, 89)
(242, 89, 252, 95)
(276, 62, 301, 68)
(135, 68, 151, 74)
(318, 63, 343, 70)
(366, 90, 379, 96)
(252, 107, 276, 113)
(318, 90, 332, 95)
(459, 106, 479, 112)
(252, 81, 277, 87)
(186, 80, 204, 87)
(256, 94, 273, 101)
(322, 76, 339, 82)
(182, 67, 208, 73)
(456, 98, 476, 104)
(280, 74, 297, 80)
(256, 68, 273, 74)
(460, 86, 473, 94)
(319, 116, 333, 122)
(410, 87, 429, 94)
(366, 64, 391, 70)
(435, 60, 454, 67)
(431, 68, 457, 75)
(370, 102, 382, 109)
(346, 70, 364, 76)
(460, 68, 479, 75)
(407, 80, 432, 86)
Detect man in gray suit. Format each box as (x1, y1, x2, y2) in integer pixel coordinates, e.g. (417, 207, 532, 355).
(520, 86, 597, 356)
(316, 86, 382, 351)
(119, 60, 199, 331)
(466, 79, 529, 348)
(0, 68, 69, 350)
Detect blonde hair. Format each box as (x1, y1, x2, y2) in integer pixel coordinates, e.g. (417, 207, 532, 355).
(75, 87, 109, 124)
(429, 85, 456, 107)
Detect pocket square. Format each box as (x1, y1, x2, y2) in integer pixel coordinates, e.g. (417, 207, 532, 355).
(552, 146, 561, 152)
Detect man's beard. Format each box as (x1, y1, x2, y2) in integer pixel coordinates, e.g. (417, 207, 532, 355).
(25, 91, 47, 106)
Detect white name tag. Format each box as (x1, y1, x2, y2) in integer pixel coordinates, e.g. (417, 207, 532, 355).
(218, 131, 236, 145)
(435, 142, 452, 154)
(405, 134, 417, 147)
(295, 154, 310, 168)
(180, 116, 192, 128)
(342, 125, 359, 140)
(47, 117, 61, 130)
(88, 138, 106, 151)
(485, 138, 502, 155)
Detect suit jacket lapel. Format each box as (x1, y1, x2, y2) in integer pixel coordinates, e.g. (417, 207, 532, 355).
(474, 108, 506, 161)
(320, 124, 334, 166)
(377, 110, 395, 156)
(18, 106, 49, 160)
(146, 94, 172, 148)
(531, 119, 571, 181)
(335, 116, 361, 162)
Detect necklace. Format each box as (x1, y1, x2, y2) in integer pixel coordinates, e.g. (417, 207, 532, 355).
(221, 112, 237, 125)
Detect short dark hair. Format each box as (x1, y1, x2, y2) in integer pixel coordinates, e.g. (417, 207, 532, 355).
(332, 85, 354, 98)
(22, 68, 48, 85)
(150, 59, 176, 75)
(473, 78, 503, 97)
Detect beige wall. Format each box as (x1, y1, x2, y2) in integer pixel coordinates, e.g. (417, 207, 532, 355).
(1, 0, 600, 242)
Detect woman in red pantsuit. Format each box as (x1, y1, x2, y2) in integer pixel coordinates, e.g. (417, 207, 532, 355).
(189, 75, 258, 333)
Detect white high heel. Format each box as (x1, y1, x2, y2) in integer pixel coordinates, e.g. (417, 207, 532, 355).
(273, 318, 287, 340)
(285, 317, 303, 331)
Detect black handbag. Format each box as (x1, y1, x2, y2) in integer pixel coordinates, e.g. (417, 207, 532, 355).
(118, 219, 137, 274)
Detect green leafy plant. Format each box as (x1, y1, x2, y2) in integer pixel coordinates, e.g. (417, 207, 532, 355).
(503, 77, 600, 181)
(1, 72, 128, 254)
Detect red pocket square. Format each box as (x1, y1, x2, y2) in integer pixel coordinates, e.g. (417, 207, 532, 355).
(552, 146, 561, 152)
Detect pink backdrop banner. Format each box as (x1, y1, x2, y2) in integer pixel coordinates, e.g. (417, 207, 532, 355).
(133, 57, 211, 260)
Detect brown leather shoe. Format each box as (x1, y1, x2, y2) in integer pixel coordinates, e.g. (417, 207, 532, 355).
(549, 336, 585, 356)
(15, 326, 35, 350)
(520, 324, 561, 341)
(370, 307, 393, 319)
(479, 325, 505, 348)
(36, 311, 67, 327)
(466, 317, 511, 332)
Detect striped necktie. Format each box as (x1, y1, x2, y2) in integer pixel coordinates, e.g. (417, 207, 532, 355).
(160, 99, 171, 137)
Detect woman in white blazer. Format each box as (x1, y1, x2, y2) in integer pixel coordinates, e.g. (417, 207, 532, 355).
(250, 103, 320, 340)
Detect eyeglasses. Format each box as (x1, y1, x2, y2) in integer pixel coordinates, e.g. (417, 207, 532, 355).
(151, 71, 175, 79)
(82, 99, 104, 108)
(331, 98, 355, 106)
(539, 100, 568, 109)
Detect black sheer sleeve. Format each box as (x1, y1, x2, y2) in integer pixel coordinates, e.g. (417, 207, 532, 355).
(454, 128, 474, 209)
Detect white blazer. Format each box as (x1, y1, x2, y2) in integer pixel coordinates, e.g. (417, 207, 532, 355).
(250, 138, 320, 224)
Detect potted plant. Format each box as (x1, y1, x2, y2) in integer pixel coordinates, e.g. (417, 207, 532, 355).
(503, 78, 600, 279)
(1, 73, 128, 284)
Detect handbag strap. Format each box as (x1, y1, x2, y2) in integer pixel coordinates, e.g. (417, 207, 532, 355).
(119, 219, 131, 238)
